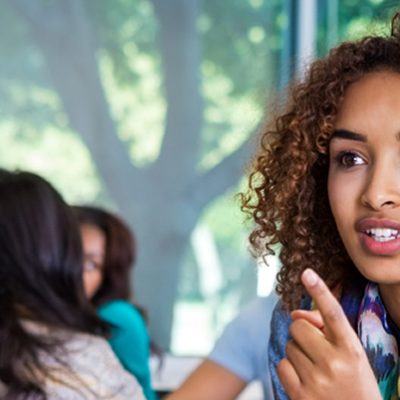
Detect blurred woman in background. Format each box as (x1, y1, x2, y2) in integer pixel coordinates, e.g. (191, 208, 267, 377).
(74, 206, 157, 400)
(0, 169, 144, 399)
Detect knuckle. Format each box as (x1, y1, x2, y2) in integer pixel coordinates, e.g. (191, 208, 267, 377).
(285, 340, 298, 360)
(347, 343, 366, 361)
(307, 372, 330, 393)
(289, 319, 303, 337)
(285, 384, 306, 400)
(324, 355, 355, 378)
(285, 340, 294, 356)
(326, 358, 344, 375)
(293, 390, 307, 400)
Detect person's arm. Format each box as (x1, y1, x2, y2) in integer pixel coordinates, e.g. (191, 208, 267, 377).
(165, 359, 247, 400)
(168, 297, 272, 400)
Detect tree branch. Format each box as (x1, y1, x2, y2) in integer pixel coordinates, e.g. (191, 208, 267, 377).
(188, 133, 258, 211)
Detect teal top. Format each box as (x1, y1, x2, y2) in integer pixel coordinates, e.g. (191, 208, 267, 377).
(98, 300, 157, 400)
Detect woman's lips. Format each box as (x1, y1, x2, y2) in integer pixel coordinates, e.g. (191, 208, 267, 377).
(356, 218, 400, 232)
(356, 218, 400, 256)
(360, 234, 400, 255)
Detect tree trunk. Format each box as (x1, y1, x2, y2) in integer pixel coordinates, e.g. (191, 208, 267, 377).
(8, 0, 253, 349)
(132, 207, 197, 348)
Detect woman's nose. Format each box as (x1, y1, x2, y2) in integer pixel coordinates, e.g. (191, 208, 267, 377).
(361, 164, 400, 210)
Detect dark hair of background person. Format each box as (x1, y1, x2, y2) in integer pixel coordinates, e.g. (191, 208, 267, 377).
(0, 169, 107, 399)
(241, 12, 400, 311)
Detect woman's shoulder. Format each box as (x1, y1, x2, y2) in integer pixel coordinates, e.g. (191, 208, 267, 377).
(66, 333, 145, 398)
(98, 300, 147, 331)
(98, 299, 138, 313)
(98, 299, 143, 319)
(27, 324, 146, 399)
(63, 327, 118, 353)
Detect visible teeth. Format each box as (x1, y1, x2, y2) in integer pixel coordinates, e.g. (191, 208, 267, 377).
(366, 228, 400, 241)
(374, 236, 396, 242)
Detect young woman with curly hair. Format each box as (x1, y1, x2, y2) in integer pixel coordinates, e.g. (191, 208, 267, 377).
(242, 12, 400, 400)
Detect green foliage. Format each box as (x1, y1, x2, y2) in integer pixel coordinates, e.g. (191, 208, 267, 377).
(199, 74, 262, 170)
(85, 0, 159, 87)
(0, 120, 101, 203)
(0, 4, 58, 129)
(198, 0, 283, 165)
(201, 0, 283, 96)
(99, 49, 165, 166)
(338, 0, 398, 40)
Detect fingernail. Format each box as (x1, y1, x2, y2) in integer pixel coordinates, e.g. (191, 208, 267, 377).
(302, 269, 318, 286)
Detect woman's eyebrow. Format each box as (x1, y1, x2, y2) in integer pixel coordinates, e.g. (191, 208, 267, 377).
(331, 129, 367, 142)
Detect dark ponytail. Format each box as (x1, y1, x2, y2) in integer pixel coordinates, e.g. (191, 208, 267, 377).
(0, 302, 45, 399)
(0, 170, 107, 399)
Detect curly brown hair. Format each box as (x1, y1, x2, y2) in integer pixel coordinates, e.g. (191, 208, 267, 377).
(242, 13, 400, 310)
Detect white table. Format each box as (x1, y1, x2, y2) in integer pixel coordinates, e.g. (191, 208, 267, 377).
(150, 354, 263, 399)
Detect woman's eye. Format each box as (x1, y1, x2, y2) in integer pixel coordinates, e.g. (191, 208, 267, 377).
(335, 151, 365, 168)
(84, 259, 101, 272)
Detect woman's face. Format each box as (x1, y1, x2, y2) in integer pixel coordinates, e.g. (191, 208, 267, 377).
(80, 223, 106, 299)
(328, 70, 400, 285)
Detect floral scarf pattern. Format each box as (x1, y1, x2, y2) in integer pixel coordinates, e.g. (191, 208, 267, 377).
(341, 283, 399, 400)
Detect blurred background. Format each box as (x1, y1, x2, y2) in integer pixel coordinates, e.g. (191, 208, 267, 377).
(0, 0, 397, 354)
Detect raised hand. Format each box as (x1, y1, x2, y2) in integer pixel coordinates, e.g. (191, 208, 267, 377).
(277, 268, 382, 400)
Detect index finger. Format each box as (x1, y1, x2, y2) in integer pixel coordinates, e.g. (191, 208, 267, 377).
(301, 268, 351, 343)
